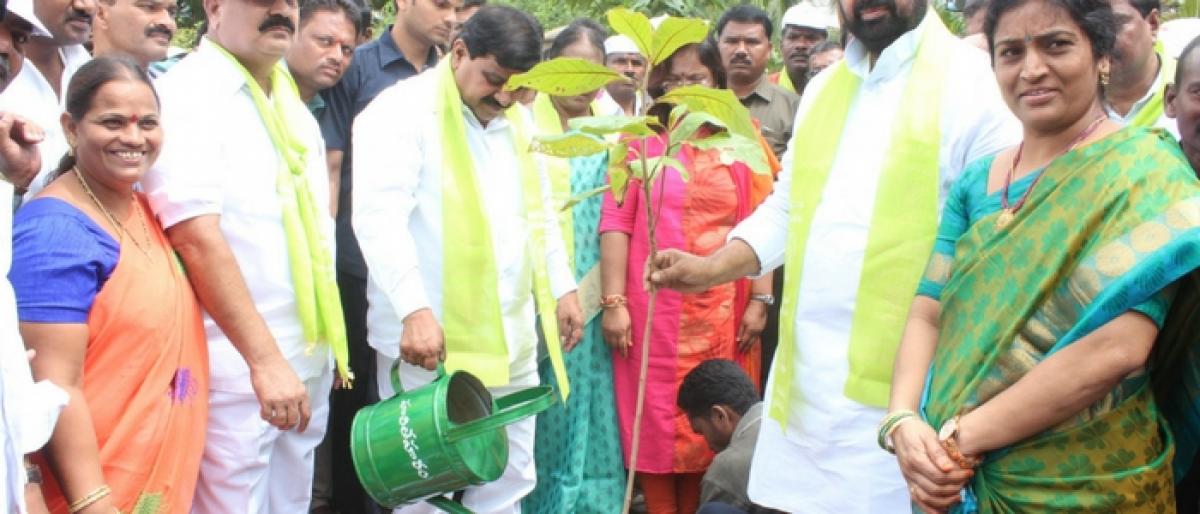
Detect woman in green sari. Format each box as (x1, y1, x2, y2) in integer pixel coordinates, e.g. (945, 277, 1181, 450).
(523, 18, 626, 514)
(882, 0, 1200, 511)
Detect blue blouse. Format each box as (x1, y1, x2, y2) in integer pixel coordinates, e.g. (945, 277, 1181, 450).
(10, 198, 120, 323)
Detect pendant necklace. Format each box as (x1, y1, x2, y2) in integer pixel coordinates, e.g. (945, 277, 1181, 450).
(996, 115, 1108, 229)
(74, 167, 154, 260)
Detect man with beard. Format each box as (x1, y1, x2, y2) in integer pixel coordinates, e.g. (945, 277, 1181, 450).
(353, 6, 583, 512)
(142, 0, 349, 510)
(1106, 0, 1176, 136)
(717, 4, 799, 158)
(285, 0, 359, 118)
(0, 0, 94, 198)
(772, 1, 837, 96)
(314, 0, 454, 512)
(90, 0, 176, 71)
(596, 34, 645, 116)
(644, 0, 1019, 510)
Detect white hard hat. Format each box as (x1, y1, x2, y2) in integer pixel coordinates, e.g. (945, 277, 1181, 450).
(5, 0, 52, 37)
(781, 1, 839, 31)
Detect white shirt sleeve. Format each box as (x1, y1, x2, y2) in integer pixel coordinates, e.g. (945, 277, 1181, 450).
(727, 148, 792, 278)
(143, 97, 225, 229)
(352, 90, 431, 330)
(536, 152, 577, 300)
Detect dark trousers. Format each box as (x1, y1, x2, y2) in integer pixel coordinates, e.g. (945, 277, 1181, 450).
(312, 271, 383, 514)
(698, 502, 748, 514)
(759, 266, 785, 392)
(1179, 453, 1200, 514)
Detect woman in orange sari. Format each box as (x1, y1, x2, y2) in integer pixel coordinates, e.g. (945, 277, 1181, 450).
(11, 56, 208, 514)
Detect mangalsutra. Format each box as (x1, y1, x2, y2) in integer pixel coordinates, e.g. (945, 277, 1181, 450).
(73, 167, 154, 260)
(996, 115, 1107, 229)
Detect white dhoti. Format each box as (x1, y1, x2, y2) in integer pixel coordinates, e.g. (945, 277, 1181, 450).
(192, 367, 332, 514)
(377, 357, 539, 514)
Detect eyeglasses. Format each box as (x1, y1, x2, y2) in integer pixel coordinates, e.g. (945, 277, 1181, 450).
(662, 74, 713, 91)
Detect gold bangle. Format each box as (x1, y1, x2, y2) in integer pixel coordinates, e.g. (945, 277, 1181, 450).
(599, 294, 628, 309)
(68, 484, 111, 513)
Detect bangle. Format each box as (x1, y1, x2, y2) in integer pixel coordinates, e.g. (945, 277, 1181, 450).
(877, 409, 917, 453)
(600, 294, 627, 309)
(69, 484, 111, 513)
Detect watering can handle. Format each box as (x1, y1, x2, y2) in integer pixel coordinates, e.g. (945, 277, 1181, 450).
(444, 386, 556, 444)
(426, 495, 473, 514)
(389, 361, 448, 395)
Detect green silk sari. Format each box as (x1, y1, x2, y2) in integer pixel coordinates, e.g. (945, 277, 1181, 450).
(922, 128, 1200, 512)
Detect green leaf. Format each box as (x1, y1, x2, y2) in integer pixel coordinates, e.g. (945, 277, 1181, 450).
(505, 57, 623, 95)
(568, 115, 658, 138)
(629, 155, 687, 182)
(668, 111, 726, 144)
(562, 185, 611, 211)
(531, 132, 608, 157)
(691, 133, 772, 176)
(657, 85, 757, 141)
(606, 8, 654, 58)
(650, 17, 710, 65)
(608, 143, 631, 206)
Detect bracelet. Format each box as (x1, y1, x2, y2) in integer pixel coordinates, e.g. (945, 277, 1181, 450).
(877, 409, 917, 453)
(937, 415, 982, 469)
(69, 484, 111, 513)
(599, 294, 628, 309)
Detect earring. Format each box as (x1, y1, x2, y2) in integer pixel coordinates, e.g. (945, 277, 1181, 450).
(67, 145, 75, 157)
(1100, 70, 1110, 87)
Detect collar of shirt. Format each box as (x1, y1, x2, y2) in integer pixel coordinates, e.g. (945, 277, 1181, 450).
(374, 25, 439, 72)
(843, 15, 926, 85)
(741, 76, 777, 105)
(459, 101, 513, 134)
(731, 402, 764, 444)
(192, 38, 261, 98)
(307, 93, 326, 117)
(1103, 53, 1163, 123)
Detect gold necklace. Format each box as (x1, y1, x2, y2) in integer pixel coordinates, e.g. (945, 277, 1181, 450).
(73, 167, 154, 260)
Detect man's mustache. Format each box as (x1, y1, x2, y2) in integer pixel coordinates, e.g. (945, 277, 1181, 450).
(854, 0, 897, 17)
(66, 9, 92, 25)
(730, 55, 752, 65)
(258, 14, 295, 34)
(145, 24, 173, 40)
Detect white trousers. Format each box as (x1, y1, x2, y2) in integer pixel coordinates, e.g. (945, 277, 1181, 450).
(191, 369, 332, 514)
(379, 357, 539, 514)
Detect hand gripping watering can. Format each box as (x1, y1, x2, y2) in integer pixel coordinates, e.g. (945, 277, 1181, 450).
(351, 363, 555, 513)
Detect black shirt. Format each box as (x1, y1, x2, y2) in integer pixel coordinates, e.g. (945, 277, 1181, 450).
(319, 26, 437, 278)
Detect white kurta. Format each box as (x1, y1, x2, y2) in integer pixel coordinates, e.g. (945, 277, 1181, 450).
(352, 70, 575, 513)
(144, 38, 334, 393)
(0, 46, 89, 199)
(0, 181, 67, 514)
(727, 18, 1021, 513)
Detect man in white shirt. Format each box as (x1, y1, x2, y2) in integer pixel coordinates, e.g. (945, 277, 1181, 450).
(0, 2, 68, 512)
(0, 0, 93, 198)
(353, 5, 582, 513)
(142, 0, 339, 511)
(646, 0, 1019, 511)
(1106, 0, 1177, 136)
(594, 34, 645, 116)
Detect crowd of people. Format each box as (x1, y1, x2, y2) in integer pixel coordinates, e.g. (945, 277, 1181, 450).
(1, 0, 1200, 511)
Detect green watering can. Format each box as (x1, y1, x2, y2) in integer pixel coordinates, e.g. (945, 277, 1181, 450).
(350, 362, 555, 513)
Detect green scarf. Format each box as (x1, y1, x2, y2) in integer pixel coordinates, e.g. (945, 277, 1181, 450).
(532, 93, 576, 266)
(1129, 43, 1177, 129)
(210, 40, 352, 385)
(437, 60, 571, 399)
(770, 12, 952, 428)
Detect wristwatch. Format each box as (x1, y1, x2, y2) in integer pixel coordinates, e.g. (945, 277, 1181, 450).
(25, 462, 41, 484)
(938, 416, 981, 468)
(750, 294, 775, 306)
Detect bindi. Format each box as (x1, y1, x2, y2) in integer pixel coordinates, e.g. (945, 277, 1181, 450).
(130, 114, 139, 123)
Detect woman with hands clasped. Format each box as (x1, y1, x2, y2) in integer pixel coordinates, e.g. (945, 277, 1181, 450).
(884, 0, 1200, 511)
